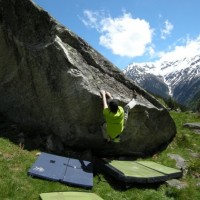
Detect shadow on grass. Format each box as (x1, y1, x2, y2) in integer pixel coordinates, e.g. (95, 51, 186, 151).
(0, 113, 46, 151)
(93, 169, 163, 191)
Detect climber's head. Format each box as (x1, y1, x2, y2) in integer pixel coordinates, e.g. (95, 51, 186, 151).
(108, 99, 118, 114)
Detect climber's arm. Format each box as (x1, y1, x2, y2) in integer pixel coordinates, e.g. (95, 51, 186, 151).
(105, 91, 113, 100)
(100, 90, 108, 109)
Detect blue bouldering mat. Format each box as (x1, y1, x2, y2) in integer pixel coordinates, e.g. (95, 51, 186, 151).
(28, 153, 68, 181)
(40, 192, 104, 200)
(28, 152, 93, 188)
(97, 159, 182, 184)
(63, 158, 93, 188)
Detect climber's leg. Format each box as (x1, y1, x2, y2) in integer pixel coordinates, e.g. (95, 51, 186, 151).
(101, 123, 110, 142)
(124, 99, 137, 128)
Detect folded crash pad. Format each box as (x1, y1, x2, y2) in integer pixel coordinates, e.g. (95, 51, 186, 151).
(28, 152, 93, 188)
(97, 159, 182, 184)
(40, 192, 104, 200)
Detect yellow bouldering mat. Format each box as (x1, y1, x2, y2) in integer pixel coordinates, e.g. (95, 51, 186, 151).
(40, 192, 103, 200)
(97, 159, 182, 184)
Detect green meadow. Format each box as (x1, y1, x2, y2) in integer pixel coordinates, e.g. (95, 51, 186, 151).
(0, 111, 199, 200)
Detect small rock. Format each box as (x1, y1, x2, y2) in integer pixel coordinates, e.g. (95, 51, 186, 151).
(193, 173, 200, 179)
(183, 123, 200, 135)
(166, 179, 188, 189)
(189, 152, 200, 158)
(183, 123, 200, 129)
(193, 130, 200, 135)
(168, 153, 187, 170)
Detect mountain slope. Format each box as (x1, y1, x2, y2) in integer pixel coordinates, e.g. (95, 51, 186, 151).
(124, 63, 169, 98)
(124, 55, 200, 108)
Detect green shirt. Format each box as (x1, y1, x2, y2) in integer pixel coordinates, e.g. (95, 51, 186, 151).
(103, 106, 124, 139)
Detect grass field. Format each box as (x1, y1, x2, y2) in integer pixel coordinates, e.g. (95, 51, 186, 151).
(0, 111, 200, 200)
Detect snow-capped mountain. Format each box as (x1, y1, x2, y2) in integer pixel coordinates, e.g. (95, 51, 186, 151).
(124, 55, 200, 107)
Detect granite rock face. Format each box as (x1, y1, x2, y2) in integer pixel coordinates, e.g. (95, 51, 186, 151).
(0, 0, 176, 155)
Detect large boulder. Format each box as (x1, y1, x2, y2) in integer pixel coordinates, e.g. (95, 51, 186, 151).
(0, 0, 176, 156)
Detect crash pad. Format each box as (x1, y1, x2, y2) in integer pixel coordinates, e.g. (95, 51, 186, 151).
(63, 158, 93, 188)
(40, 192, 103, 200)
(28, 152, 93, 188)
(97, 159, 182, 184)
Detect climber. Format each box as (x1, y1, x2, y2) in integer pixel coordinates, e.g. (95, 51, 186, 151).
(100, 90, 137, 143)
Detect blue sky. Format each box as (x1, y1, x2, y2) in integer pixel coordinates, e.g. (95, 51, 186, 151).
(33, 0, 200, 70)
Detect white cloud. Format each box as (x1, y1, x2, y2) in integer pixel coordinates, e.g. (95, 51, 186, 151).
(82, 10, 153, 57)
(147, 45, 155, 57)
(82, 10, 102, 31)
(158, 36, 200, 62)
(161, 20, 173, 40)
